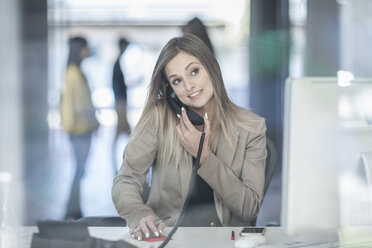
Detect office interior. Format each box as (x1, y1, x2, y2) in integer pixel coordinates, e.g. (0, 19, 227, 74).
(1, 0, 371, 239)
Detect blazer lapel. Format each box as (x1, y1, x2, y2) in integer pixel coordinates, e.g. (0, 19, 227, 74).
(216, 132, 239, 169)
(179, 132, 239, 201)
(179, 158, 192, 202)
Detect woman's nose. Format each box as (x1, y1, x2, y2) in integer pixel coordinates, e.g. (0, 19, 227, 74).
(184, 78, 195, 91)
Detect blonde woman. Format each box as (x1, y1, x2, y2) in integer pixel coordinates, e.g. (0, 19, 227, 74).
(112, 34, 267, 241)
(61, 37, 99, 220)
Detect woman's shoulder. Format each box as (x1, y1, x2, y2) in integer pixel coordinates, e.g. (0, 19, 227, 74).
(66, 64, 79, 73)
(65, 64, 83, 79)
(234, 106, 266, 134)
(242, 108, 265, 122)
(130, 104, 162, 138)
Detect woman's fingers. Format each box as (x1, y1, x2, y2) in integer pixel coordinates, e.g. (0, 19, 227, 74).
(200, 112, 211, 164)
(157, 222, 166, 235)
(129, 228, 136, 239)
(147, 219, 160, 237)
(130, 227, 143, 241)
(131, 215, 161, 241)
(140, 218, 151, 239)
(176, 108, 212, 160)
(203, 112, 210, 134)
(181, 107, 195, 131)
(203, 112, 211, 149)
(178, 113, 188, 134)
(136, 231, 143, 241)
(177, 123, 198, 157)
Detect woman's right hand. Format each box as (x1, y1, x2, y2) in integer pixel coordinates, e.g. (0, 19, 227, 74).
(176, 108, 211, 164)
(129, 215, 165, 241)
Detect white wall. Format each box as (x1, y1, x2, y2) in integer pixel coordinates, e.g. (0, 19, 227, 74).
(0, 0, 24, 225)
(340, 0, 372, 77)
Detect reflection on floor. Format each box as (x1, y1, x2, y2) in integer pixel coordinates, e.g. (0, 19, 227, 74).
(25, 125, 128, 224)
(25, 123, 281, 226)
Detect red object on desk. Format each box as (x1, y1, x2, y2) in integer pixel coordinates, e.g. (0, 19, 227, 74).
(143, 235, 167, 242)
(231, 231, 235, 240)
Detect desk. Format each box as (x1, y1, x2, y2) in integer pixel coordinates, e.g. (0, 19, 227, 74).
(18, 226, 338, 248)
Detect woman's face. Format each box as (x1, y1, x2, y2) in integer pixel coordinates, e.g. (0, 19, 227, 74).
(80, 46, 91, 59)
(164, 51, 214, 113)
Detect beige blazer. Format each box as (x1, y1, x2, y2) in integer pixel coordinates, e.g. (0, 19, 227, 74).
(112, 109, 267, 228)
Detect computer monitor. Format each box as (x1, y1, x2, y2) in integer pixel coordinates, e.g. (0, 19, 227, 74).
(281, 77, 372, 235)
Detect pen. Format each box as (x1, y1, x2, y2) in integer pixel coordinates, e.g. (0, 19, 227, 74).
(134, 216, 171, 233)
(154, 216, 171, 225)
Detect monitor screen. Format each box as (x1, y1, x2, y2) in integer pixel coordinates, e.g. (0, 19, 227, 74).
(281, 77, 372, 235)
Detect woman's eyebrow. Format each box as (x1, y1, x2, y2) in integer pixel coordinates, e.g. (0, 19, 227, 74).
(185, 62, 198, 71)
(168, 74, 176, 81)
(167, 61, 199, 81)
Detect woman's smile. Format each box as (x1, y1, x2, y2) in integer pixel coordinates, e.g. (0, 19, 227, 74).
(188, 89, 203, 100)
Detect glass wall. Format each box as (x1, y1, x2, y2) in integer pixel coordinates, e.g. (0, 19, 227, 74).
(38, 0, 251, 223)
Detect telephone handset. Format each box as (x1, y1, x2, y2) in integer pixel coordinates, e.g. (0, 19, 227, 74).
(166, 84, 204, 126)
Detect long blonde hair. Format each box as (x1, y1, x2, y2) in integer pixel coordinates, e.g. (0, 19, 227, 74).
(130, 34, 254, 167)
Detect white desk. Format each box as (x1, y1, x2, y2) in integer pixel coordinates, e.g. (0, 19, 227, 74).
(18, 226, 339, 248)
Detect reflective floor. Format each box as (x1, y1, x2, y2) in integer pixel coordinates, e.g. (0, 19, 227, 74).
(25, 125, 128, 224)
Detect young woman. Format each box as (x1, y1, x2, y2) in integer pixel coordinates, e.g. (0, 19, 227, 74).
(60, 37, 99, 220)
(112, 34, 267, 240)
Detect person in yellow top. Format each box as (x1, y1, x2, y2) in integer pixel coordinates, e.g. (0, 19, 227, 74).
(60, 36, 99, 220)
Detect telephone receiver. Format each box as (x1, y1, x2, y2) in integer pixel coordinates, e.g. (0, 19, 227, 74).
(166, 84, 204, 126)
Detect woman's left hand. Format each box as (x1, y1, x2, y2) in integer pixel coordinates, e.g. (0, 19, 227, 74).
(176, 107, 211, 164)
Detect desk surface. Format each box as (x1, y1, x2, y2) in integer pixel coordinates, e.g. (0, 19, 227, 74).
(19, 226, 339, 248)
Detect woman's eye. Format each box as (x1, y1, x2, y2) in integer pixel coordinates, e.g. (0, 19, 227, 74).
(173, 78, 181, 85)
(191, 68, 199, 75)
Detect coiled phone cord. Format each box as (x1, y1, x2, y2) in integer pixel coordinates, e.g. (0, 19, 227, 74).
(158, 131, 205, 248)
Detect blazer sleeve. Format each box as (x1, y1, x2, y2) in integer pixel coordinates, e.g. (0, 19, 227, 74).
(198, 118, 267, 223)
(111, 124, 159, 228)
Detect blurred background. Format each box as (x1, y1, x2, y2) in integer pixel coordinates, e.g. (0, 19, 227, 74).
(1, 0, 371, 226)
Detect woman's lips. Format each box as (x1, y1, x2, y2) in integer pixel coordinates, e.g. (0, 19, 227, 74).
(188, 90, 202, 100)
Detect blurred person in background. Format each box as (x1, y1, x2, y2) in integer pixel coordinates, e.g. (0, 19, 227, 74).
(182, 17, 215, 55)
(112, 37, 131, 175)
(60, 36, 99, 220)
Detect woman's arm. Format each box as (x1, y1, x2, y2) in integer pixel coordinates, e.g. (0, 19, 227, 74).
(111, 127, 159, 228)
(198, 118, 267, 223)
